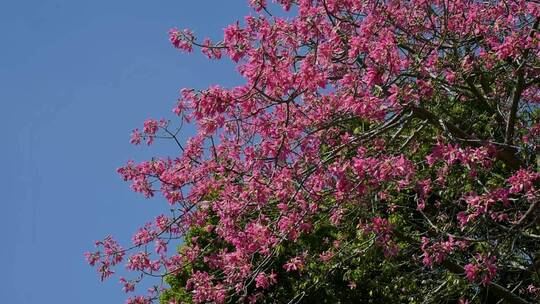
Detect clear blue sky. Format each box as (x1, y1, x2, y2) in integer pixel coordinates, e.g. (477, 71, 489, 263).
(0, 1, 248, 303)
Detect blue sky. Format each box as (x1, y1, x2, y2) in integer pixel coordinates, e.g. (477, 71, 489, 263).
(0, 1, 250, 302)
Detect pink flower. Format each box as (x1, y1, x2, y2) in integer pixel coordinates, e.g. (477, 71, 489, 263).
(143, 119, 158, 135)
(255, 271, 277, 289)
(249, 0, 267, 12)
(168, 28, 193, 52)
(526, 284, 539, 294)
(463, 263, 479, 282)
(283, 256, 304, 272)
(126, 252, 151, 271)
(319, 251, 334, 262)
(130, 129, 142, 145)
(186, 271, 226, 304)
(126, 296, 151, 304)
(507, 169, 539, 195)
(119, 277, 136, 293)
(445, 70, 456, 83)
(464, 254, 497, 285)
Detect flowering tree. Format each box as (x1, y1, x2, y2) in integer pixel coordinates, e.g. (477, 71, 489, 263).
(87, 1, 540, 303)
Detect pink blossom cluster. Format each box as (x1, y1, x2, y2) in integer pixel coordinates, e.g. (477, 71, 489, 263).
(420, 236, 466, 267)
(507, 169, 539, 197)
(130, 119, 166, 145)
(361, 217, 398, 257)
(186, 271, 226, 304)
(463, 254, 498, 285)
(85, 236, 125, 281)
(168, 28, 194, 53)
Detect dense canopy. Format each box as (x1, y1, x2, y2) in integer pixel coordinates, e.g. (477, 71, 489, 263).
(87, 1, 540, 303)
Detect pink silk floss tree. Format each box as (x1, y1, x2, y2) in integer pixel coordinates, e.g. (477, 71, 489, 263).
(87, 1, 540, 303)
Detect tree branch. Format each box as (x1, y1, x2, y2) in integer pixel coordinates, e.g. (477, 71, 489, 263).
(441, 260, 531, 304)
(410, 106, 522, 170)
(505, 18, 539, 144)
(394, 230, 532, 304)
(505, 68, 525, 145)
